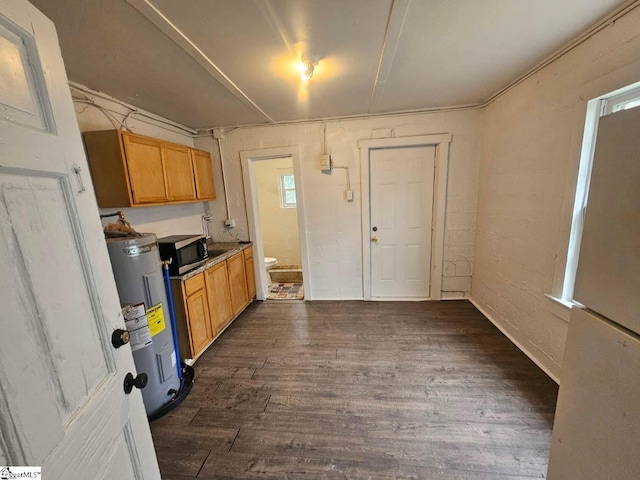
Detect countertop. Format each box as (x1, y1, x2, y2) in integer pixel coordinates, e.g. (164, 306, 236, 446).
(170, 241, 253, 281)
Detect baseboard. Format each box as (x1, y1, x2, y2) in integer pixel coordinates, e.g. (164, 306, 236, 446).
(469, 297, 560, 385)
(441, 295, 469, 301)
(306, 297, 365, 301)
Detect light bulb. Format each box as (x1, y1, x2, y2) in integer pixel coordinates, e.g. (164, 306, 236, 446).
(299, 60, 314, 80)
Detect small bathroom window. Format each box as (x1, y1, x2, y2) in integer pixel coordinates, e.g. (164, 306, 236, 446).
(279, 174, 297, 208)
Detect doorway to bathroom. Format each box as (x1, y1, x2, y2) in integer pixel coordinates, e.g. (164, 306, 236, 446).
(240, 146, 311, 301)
(255, 156, 303, 299)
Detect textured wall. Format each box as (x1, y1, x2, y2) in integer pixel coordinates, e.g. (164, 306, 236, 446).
(197, 110, 481, 300)
(472, 7, 640, 381)
(74, 89, 207, 238)
(254, 157, 302, 265)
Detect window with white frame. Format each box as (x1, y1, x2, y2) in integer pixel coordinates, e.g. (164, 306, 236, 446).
(279, 174, 297, 208)
(561, 83, 640, 304)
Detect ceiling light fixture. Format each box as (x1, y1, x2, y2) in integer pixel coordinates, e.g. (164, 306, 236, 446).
(299, 60, 315, 80)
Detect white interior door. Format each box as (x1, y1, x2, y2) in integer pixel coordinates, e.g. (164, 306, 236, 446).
(0, 1, 160, 478)
(369, 146, 435, 299)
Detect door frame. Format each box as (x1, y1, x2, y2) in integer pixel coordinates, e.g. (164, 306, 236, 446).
(240, 146, 312, 300)
(359, 134, 452, 301)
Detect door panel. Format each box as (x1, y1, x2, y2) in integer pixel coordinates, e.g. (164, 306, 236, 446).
(206, 262, 233, 333)
(96, 432, 137, 480)
(370, 146, 435, 298)
(123, 133, 167, 204)
(245, 257, 256, 299)
(186, 289, 212, 355)
(0, 1, 159, 477)
(380, 246, 395, 281)
(406, 182, 423, 228)
(380, 184, 395, 229)
(1, 173, 109, 428)
(228, 253, 249, 315)
(164, 144, 196, 201)
(192, 149, 216, 200)
(405, 245, 422, 280)
(0, 18, 52, 131)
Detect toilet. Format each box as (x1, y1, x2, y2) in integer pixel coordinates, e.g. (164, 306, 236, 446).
(264, 257, 278, 287)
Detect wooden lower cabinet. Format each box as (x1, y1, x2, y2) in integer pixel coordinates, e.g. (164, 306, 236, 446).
(244, 246, 256, 299)
(205, 261, 233, 334)
(183, 273, 213, 357)
(228, 252, 249, 315)
(171, 246, 256, 361)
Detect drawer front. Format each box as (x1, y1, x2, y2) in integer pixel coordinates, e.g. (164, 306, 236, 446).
(243, 246, 253, 261)
(184, 272, 205, 296)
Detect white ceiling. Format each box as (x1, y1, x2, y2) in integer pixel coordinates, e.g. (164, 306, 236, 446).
(31, 0, 626, 129)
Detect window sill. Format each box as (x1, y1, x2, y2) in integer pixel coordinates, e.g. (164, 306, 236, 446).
(545, 294, 573, 323)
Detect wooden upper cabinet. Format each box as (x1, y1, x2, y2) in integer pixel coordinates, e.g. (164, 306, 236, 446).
(163, 143, 196, 201)
(192, 149, 216, 200)
(122, 133, 167, 204)
(83, 129, 215, 208)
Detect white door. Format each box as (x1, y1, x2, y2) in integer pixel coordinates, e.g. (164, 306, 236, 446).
(573, 106, 640, 334)
(0, 1, 160, 478)
(369, 146, 435, 299)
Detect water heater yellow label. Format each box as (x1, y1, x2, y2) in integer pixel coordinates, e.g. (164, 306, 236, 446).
(146, 303, 166, 337)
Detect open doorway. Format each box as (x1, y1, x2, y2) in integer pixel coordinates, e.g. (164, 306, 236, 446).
(240, 146, 311, 301)
(254, 156, 303, 299)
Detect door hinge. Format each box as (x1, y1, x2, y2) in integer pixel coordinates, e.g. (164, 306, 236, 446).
(72, 164, 86, 193)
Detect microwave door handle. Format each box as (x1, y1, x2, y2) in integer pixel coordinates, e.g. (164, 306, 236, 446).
(197, 241, 206, 260)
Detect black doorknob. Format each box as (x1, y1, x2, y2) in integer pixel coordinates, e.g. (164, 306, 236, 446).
(112, 329, 130, 348)
(123, 372, 148, 394)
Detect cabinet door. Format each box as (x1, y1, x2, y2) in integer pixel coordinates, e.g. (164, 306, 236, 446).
(243, 246, 256, 299)
(185, 278, 213, 357)
(164, 143, 196, 201)
(192, 149, 217, 200)
(205, 261, 234, 334)
(245, 257, 256, 300)
(228, 253, 249, 315)
(122, 132, 168, 204)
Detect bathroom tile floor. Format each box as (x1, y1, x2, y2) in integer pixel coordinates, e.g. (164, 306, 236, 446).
(268, 282, 304, 300)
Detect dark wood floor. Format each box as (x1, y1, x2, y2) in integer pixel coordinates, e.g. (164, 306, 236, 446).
(151, 300, 558, 479)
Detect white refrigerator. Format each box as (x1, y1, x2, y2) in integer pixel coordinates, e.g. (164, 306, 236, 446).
(547, 106, 640, 479)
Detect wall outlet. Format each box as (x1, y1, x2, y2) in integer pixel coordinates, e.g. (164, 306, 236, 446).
(224, 218, 236, 228)
(346, 190, 354, 202)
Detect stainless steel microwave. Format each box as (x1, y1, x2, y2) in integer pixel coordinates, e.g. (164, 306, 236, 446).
(157, 234, 209, 275)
